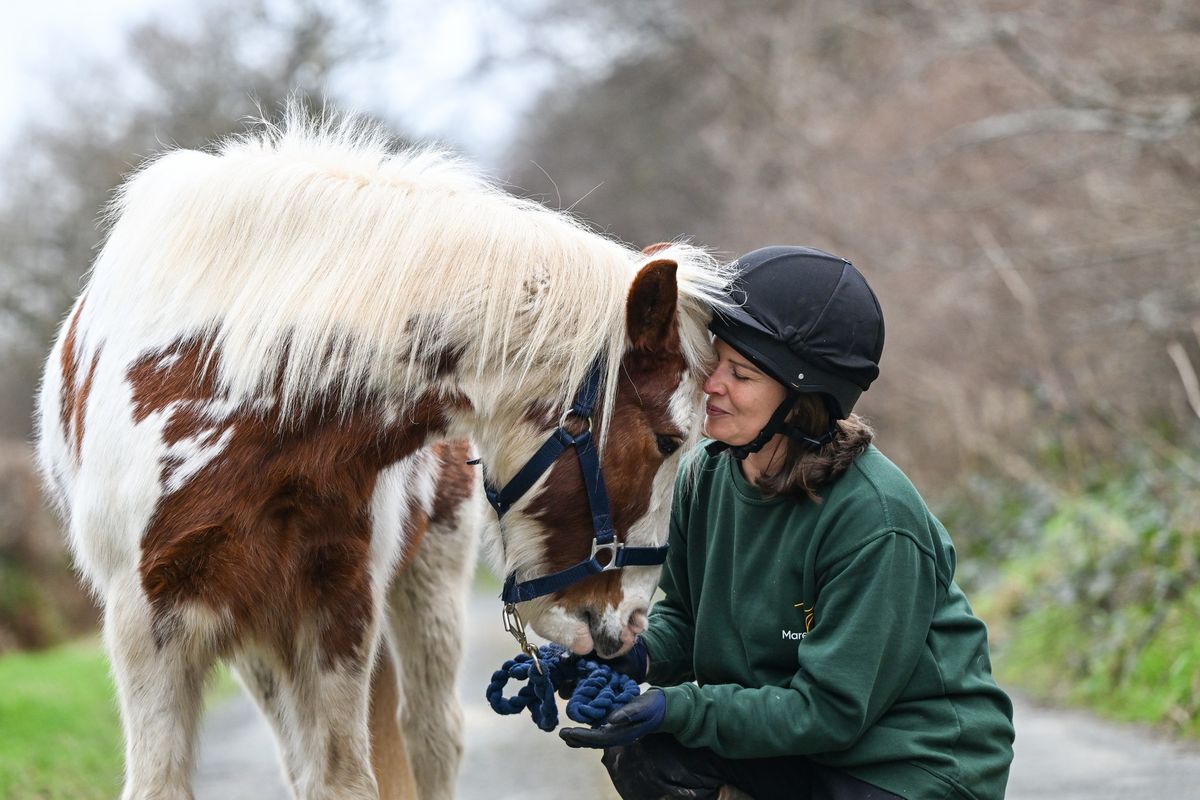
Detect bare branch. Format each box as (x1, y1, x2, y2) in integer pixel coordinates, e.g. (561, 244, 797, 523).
(972, 223, 1035, 313)
(991, 22, 1121, 111)
(971, 223, 1069, 413)
(934, 104, 1195, 156)
(1167, 341, 1200, 422)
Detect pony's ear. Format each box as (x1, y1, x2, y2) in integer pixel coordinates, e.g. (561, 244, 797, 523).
(626, 259, 680, 352)
(641, 242, 673, 256)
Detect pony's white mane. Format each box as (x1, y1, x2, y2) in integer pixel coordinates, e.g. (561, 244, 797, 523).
(84, 106, 731, 437)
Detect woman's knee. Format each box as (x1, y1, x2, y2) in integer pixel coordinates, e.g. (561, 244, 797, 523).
(601, 734, 728, 799)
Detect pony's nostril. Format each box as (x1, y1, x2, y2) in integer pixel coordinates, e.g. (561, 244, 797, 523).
(628, 609, 648, 635)
(579, 609, 623, 657)
(592, 630, 624, 659)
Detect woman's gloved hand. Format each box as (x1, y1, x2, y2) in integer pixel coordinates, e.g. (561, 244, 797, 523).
(558, 687, 666, 749)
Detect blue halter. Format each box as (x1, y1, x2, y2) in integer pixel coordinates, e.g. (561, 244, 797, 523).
(478, 359, 670, 605)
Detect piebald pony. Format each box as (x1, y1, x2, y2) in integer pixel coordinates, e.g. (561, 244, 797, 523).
(37, 110, 730, 800)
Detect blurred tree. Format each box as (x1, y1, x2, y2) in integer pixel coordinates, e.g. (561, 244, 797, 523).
(0, 0, 395, 438)
(503, 1, 731, 247)
(507, 0, 1200, 490)
(507, 46, 734, 250)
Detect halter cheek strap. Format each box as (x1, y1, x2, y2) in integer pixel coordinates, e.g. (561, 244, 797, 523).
(475, 359, 670, 605)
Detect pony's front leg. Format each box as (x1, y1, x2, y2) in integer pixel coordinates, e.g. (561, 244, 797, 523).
(383, 488, 481, 800)
(104, 583, 214, 800)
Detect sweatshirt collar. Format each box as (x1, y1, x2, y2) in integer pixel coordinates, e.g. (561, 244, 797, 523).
(724, 452, 785, 506)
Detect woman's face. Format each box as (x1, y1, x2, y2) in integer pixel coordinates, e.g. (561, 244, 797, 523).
(702, 337, 788, 445)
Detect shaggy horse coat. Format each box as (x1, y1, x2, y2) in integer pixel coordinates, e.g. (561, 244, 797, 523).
(36, 112, 730, 800)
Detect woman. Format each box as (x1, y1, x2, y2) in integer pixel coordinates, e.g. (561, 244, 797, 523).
(560, 246, 1015, 800)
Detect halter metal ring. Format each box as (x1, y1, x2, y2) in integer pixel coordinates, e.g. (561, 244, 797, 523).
(590, 540, 623, 571)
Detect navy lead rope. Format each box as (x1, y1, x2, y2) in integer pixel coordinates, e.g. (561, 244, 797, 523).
(487, 644, 641, 732)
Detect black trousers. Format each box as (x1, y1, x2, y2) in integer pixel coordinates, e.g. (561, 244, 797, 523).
(601, 734, 905, 800)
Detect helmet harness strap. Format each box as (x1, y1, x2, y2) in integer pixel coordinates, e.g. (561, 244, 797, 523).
(706, 392, 840, 460)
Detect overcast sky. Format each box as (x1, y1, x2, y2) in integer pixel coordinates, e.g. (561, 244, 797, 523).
(0, 0, 548, 165)
(0, 0, 171, 148)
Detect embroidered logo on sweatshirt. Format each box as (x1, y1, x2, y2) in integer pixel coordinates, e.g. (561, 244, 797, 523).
(782, 601, 815, 640)
(794, 601, 815, 632)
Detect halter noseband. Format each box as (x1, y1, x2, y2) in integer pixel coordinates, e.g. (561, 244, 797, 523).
(476, 359, 670, 605)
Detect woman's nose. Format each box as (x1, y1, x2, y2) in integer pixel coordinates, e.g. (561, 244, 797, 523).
(702, 370, 721, 395)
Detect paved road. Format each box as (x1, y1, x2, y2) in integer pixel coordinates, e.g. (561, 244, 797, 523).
(1005, 694, 1200, 799)
(195, 591, 615, 800)
(196, 591, 1200, 799)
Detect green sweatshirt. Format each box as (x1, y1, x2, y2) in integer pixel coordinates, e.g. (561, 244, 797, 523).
(640, 444, 1014, 800)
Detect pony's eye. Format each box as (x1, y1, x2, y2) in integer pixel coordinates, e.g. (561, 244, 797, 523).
(655, 434, 682, 456)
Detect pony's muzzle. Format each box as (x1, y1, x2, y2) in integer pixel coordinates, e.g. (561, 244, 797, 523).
(585, 606, 648, 659)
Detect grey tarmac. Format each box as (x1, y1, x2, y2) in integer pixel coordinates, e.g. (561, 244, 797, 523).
(194, 589, 1200, 799)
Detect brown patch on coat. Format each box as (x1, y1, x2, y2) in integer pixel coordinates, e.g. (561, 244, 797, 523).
(59, 298, 100, 461)
(396, 505, 431, 577)
(528, 260, 688, 616)
(128, 335, 470, 668)
(74, 352, 101, 459)
(59, 300, 83, 439)
(420, 342, 464, 380)
(429, 440, 476, 525)
(400, 316, 464, 380)
(393, 440, 477, 575)
(127, 335, 222, 424)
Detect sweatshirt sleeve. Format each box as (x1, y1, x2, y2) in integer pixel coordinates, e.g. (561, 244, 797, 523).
(658, 530, 938, 758)
(640, 474, 697, 686)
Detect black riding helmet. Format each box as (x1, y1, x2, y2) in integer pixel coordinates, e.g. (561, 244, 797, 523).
(707, 245, 885, 459)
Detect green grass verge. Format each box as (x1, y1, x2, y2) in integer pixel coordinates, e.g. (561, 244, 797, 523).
(0, 640, 122, 799)
(0, 640, 241, 798)
(987, 582, 1200, 738)
(942, 442, 1200, 738)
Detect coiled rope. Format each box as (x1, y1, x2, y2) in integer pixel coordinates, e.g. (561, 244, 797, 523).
(486, 644, 641, 732)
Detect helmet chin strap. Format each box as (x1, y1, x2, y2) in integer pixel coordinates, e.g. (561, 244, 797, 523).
(706, 393, 840, 460)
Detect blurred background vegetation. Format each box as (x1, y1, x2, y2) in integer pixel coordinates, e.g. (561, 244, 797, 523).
(1, 0, 1197, 784)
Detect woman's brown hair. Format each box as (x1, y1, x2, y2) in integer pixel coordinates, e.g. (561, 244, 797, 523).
(754, 394, 875, 502)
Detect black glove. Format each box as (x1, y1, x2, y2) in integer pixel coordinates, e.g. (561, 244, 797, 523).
(558, 687, 667, 749)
